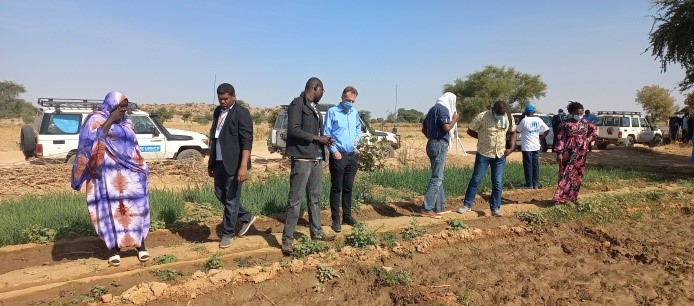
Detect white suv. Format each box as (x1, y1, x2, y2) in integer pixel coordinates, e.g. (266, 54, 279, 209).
(19, 98, 210, 163)
(595, 111, 663, 149)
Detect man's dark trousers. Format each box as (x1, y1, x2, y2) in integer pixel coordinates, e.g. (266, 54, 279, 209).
(214, 161, 253, 238)
(329, 152, 358, 223)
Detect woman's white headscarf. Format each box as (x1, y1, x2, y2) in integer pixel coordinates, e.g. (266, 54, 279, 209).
(435, 92, 457, 141)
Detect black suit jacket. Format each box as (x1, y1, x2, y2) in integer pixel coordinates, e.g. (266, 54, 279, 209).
(208, 104, 253, 175)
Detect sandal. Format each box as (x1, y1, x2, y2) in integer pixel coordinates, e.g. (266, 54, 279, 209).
(108, 254, 121, 266)
(138, 250, 150, 262)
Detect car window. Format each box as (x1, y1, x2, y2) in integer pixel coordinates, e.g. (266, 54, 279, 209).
(41, 114, 81, 134)
(130, 116, 157, 134)
(539, 115, 552, 127)
(603, 117, 620, 127)
(620, 117, 630, 127)
(631, 118, 640, 127)
(276, 114, 287, 129)
(639, 118, 649, 128)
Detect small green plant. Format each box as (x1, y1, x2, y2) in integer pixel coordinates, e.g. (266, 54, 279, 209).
(149, 219, 166, 232)
(22, 225, 56, 244)
(380, 231, 397, 248)
(233, 256, 256, 268)
(153, 254, 178, 265)
(190, 244, 210, 255)
(292, 236, 328, 258)
(357, 138, 387, 171)
(374, 267, 412, 287)
(346, 222, 377, 248)
(516, 211, 548, 225)
(316, 265, 339, 283)
(89, 285, 108, 299)
(152, 269, 184, 282)
(402, 217, 426, 241)
(457, 291, 474, 306)
(446, 219, 469, 231)
(204, 253, 224, 271)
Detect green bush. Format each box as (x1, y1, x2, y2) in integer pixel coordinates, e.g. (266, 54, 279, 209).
(293, 236, 328, 258)
(345, 222, 377, 248)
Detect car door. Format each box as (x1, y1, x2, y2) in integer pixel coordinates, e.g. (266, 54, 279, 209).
(130, 115, 167, 160)
(638, 118, 654, 142)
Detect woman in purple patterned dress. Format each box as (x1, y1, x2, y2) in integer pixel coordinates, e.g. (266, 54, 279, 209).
(552, 101, 597, 204)
(71, 92, 150, 266)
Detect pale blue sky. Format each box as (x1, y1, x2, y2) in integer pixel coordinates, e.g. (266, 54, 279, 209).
(0, 0, 686, 117)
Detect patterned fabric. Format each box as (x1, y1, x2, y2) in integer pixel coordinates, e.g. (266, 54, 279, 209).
(469, 110, 516, 158)
(71, 92, 150, 250)
(552, 119, 597, 203)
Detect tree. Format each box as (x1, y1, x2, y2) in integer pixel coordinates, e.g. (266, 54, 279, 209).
(181, 111, 192, 122)
(192, 114, 212, 125)
(0, 80, 36, 123)
(358, 110, 371, 124)
(155, 107, 174, 122)
(648, 0, 694, 92)
(443, 65, 547, 122)
(635, 85, 676, 122)
(396, 108, 425, 123)
(683, 92, 694, 113)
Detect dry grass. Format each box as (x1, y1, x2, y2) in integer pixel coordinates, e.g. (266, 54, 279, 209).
(0, 122, 23, 152)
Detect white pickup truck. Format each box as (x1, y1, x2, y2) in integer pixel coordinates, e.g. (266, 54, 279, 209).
(19, 98, 211, 163)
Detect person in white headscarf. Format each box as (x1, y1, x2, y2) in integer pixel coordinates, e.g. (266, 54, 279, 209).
(419, 92, 459, 218)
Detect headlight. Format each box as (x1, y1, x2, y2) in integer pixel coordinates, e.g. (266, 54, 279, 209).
(203, 138, 210, 146)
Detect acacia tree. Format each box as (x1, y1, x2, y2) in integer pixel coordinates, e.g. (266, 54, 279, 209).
(0, 81, 35, 123)
(443, 65, 547, 122)
(648, 0, 694, 92)
(635, 85, 676, 122)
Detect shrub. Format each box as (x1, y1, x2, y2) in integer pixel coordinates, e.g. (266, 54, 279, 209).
(403, 218, 426, 240)
(446, 219, 469, 231)
(204, 253, 224, 271)
(293, 236, 328, 258)
(316, 265, 339, 283)
(345, 222, 377, 248)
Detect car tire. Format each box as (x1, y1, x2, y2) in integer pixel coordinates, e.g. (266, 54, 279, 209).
(67, 154, 76, 165)
(626, 135, 635, 147)
(20, 124, 37, 159)
(176, 149, 203, 161)
(649, 135, 663, 147)
(597, 143, 608, 150)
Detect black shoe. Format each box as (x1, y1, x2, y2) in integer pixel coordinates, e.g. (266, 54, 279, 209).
(342, 217, 357, 226)
(281, 240, 293, 256)
(331, 221, 342, 233)
(312, 233, 336, 242)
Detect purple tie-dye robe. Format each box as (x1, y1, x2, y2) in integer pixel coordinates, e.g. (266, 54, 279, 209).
(71, 92, 150, 250)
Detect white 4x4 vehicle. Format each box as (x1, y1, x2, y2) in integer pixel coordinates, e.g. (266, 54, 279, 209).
(595, 111, 663, 149)
(19, 98, 210, 163)
(267, 106, 401, 157)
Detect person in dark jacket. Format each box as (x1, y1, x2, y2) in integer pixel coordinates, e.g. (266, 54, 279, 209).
(208, 83, 255, 249)
(551, 109, 565, 152)
(281, 77, 336, 256)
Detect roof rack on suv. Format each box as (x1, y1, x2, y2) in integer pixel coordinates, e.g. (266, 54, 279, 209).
(596, 111, 641, 115)
(37, 98, 139, 112)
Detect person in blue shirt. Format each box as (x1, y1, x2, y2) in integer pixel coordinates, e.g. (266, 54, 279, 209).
(419, 92, 459, 219)
(323, 86, 362, 233)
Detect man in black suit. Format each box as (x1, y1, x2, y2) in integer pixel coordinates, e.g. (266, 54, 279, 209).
(208, 83, 256, 249)
(281, 77, 336, 256)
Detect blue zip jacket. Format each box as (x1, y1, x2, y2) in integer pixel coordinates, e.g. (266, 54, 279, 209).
(323, 103, 361, 153)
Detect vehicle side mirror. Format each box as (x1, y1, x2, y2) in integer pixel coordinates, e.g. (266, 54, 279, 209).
(151, 127, 160, 136)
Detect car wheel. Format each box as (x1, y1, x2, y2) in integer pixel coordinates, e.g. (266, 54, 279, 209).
(20, 124, 37, 159)
(626, 135, 635, 147)
(649, 135, 663, 147)
(176, 149, 203, 161)
(67, 154, 76, 164)
(597, 143, 608, 150)
(381, 142, 395, 158)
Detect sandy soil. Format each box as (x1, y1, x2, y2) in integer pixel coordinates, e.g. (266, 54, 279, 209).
(0, 123, 693, 305)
